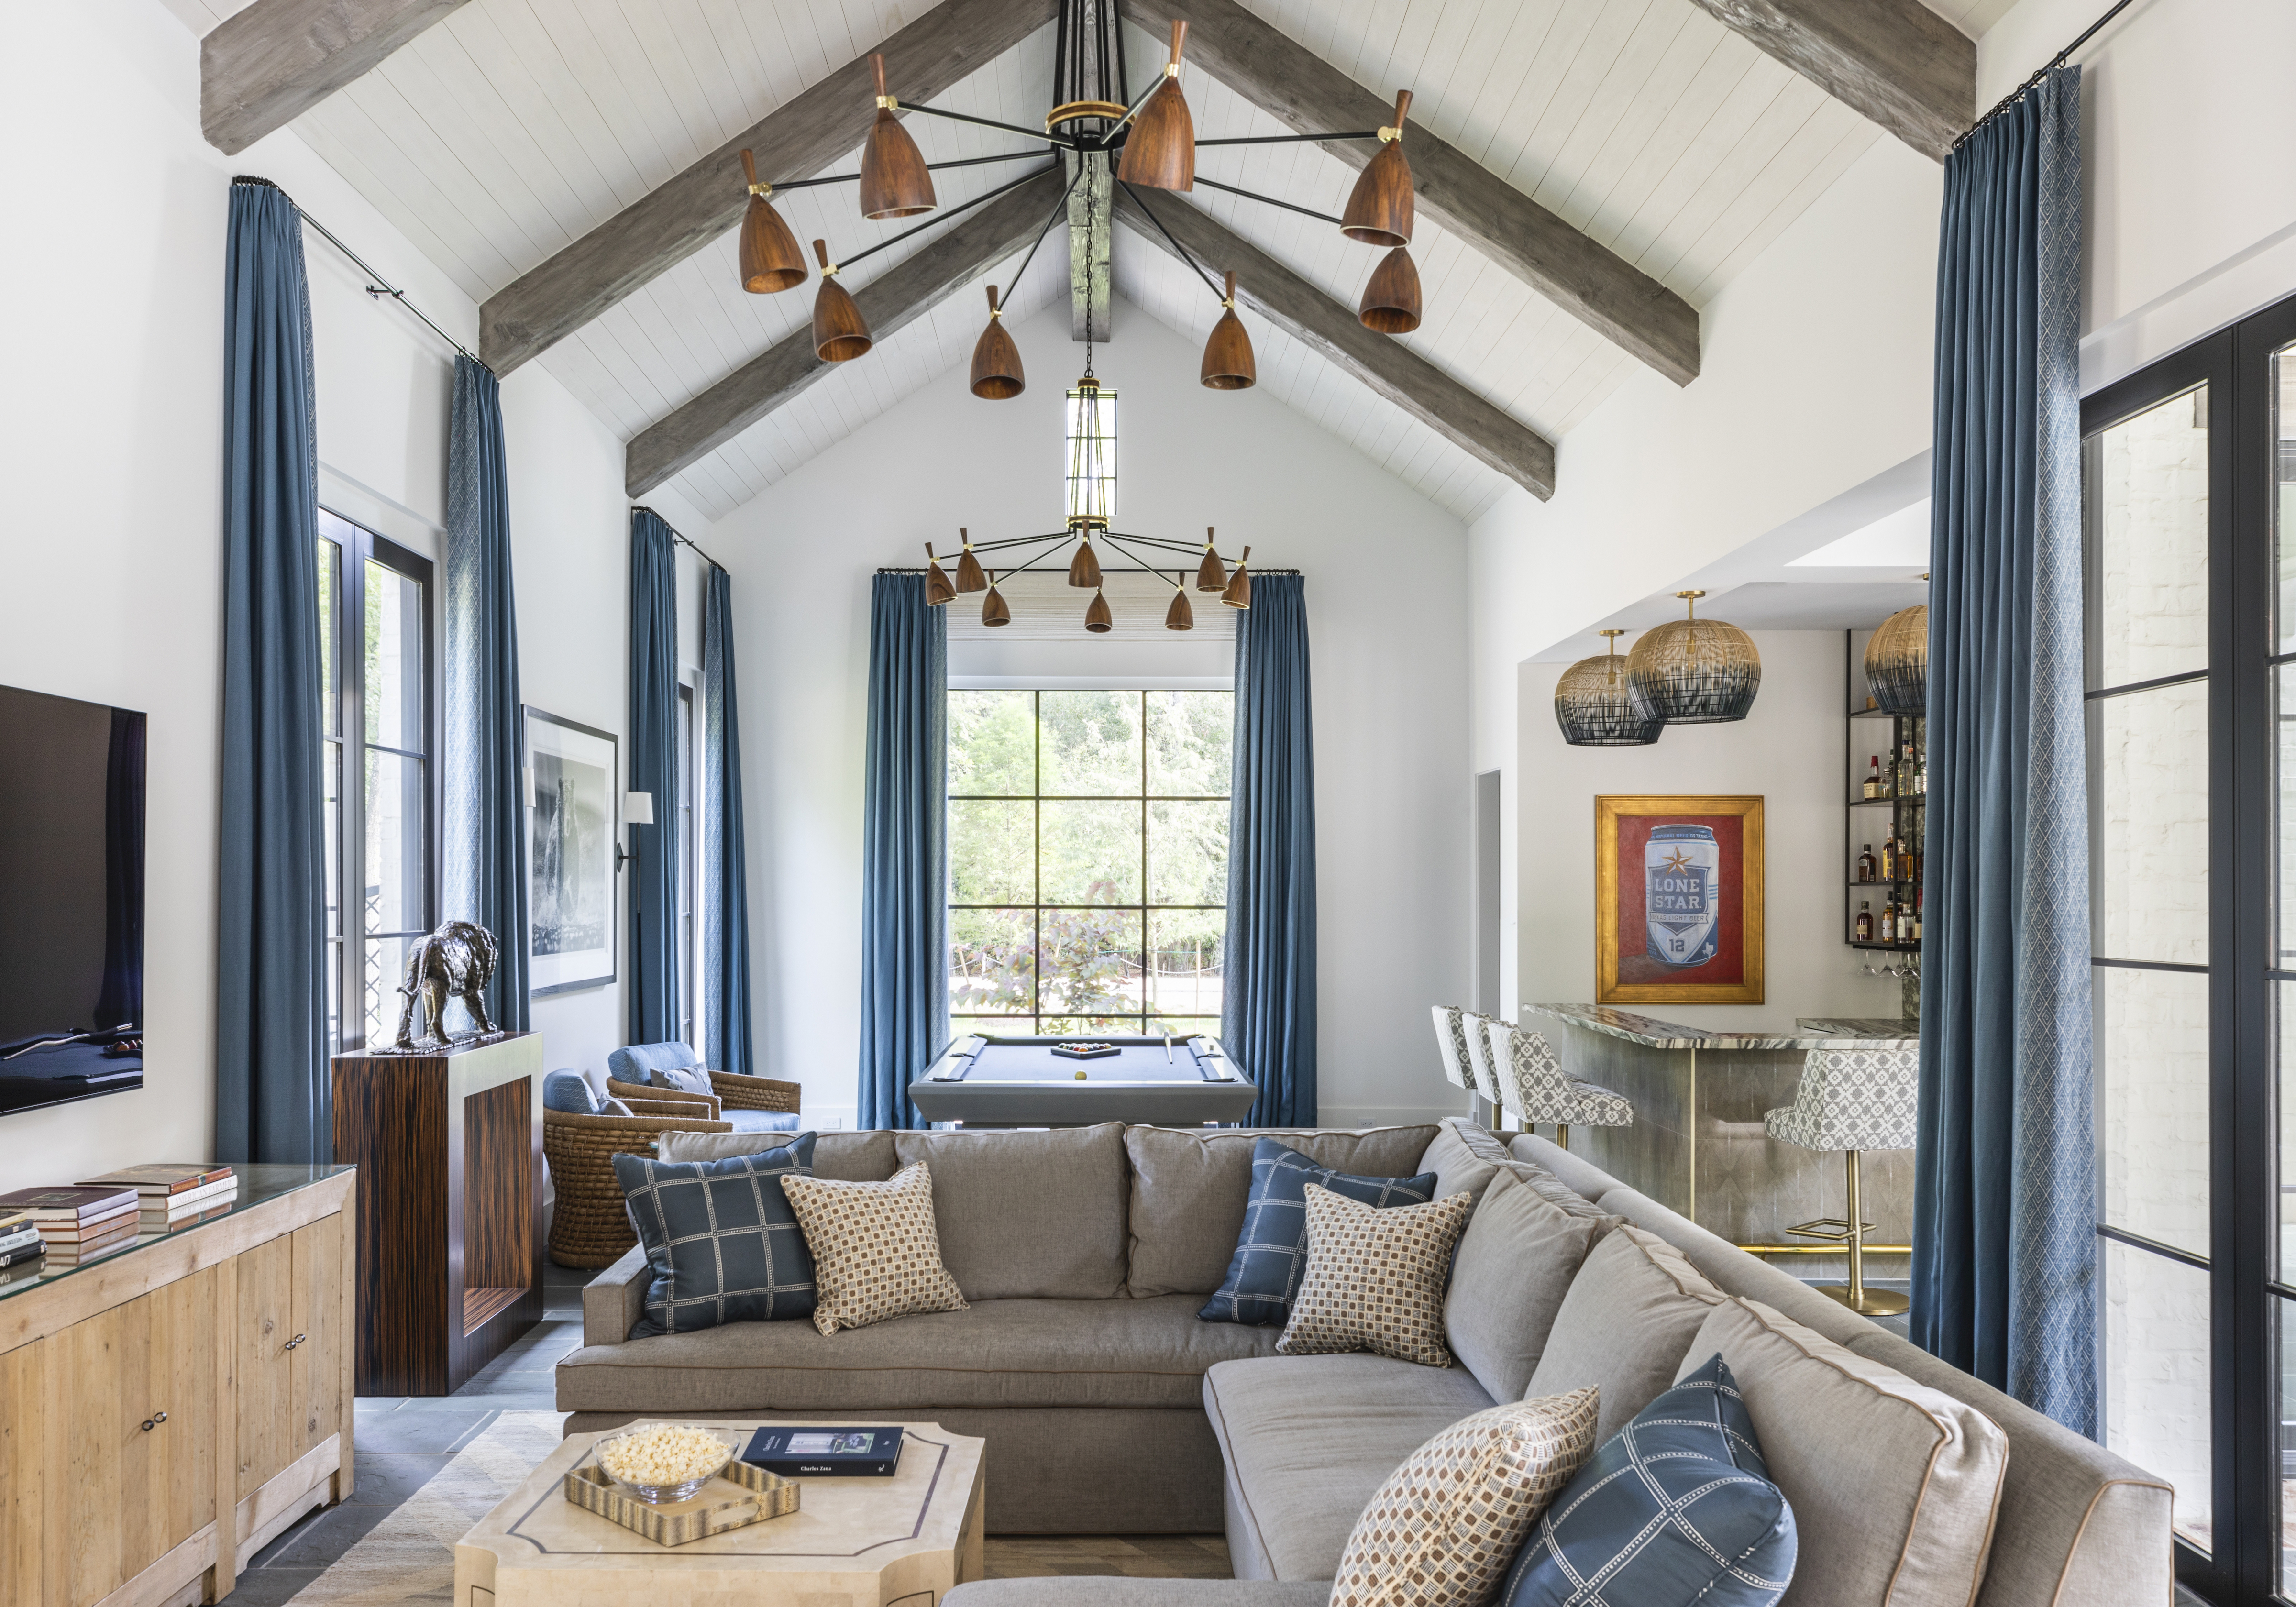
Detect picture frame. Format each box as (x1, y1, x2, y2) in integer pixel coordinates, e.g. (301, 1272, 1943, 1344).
(525, 707, 618, 999)
(1595, 795, 1765, 1005)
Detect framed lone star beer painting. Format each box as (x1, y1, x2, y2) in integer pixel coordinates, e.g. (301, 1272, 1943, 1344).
(1595, 795, 1765, 1005)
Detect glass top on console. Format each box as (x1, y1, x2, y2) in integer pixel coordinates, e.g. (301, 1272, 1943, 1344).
(0, 1163, 353, 1304)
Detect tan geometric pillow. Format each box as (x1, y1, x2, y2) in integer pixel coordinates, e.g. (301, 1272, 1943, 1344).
(1329, 1389, 1600, 1607)
(777, 1161, 968, 1336)
(1277, 1185, 1477, 1368)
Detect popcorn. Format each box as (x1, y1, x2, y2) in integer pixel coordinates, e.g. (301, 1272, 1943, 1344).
(599, 1424, 733, 1488)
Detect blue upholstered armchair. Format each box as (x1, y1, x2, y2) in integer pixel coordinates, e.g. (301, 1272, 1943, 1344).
(605, 1041, 803, 1134)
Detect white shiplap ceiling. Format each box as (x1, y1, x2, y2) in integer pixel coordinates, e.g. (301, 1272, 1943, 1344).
(171, 0, 1964, 521)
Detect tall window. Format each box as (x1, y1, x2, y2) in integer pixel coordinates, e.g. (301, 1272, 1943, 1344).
(2080, 286, 2296, 1606)
(677, 680, 698, 1051)
(948, 689, 1230, 1038)
(317, 509, 435, 1052)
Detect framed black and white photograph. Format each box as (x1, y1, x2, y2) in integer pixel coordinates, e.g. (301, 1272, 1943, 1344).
(524, 707, 617, 998)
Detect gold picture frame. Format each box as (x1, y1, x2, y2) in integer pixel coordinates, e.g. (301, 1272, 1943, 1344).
(1595, 795, 1765, 1005)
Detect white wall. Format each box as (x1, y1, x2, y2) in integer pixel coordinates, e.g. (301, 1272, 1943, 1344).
(705, 299, 1471, 1129)
(0, 0, 647, 1190)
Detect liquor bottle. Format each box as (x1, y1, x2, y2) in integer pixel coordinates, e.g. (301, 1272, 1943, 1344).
(1857, 844, 1877, 882)
(1880, 836, 1897, 881)
(1898, 904, 1911, 943)
(1865, 756, 1882, 799)
(1914, 889, 1923, 941)
(1880, 897, 1897, 941)
(1856, 901, 1874, 942)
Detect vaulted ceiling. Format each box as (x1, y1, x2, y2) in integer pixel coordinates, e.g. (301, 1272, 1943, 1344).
(173, 0, 1982, 523)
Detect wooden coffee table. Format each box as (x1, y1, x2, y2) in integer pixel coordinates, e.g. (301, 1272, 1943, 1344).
(453, 1419, 985, 1607)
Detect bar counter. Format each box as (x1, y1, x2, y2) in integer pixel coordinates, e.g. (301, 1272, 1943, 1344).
(1523, 1005, 1918, 1258)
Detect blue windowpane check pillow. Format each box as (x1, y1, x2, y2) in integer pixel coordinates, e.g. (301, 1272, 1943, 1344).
(1499, 1352, 1797, 1607)
(613, 1133, 819, 1339)
(1199, 1138, 1438, 1326)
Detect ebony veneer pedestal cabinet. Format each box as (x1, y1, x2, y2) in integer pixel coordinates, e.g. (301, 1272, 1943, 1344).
(0, 1164, 356, 1607)
(332, 1031, 544, 1396)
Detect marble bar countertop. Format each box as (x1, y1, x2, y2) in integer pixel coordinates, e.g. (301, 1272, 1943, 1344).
(1525, 1004, 1920, 1052)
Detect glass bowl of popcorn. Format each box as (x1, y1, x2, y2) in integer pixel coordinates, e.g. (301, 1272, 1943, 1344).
(594, 1423, 744, 1504)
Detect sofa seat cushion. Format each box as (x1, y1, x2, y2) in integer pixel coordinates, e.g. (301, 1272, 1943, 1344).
(1204, 1354, 1497, 1581)
(555, 1294, 1287, 1414)
(949, 1583, 1333, 1607)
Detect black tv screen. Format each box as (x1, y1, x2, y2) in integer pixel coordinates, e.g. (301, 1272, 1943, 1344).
(0, 682, 145, 1116)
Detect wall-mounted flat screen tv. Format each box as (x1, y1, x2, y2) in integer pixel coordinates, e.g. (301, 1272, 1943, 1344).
(0, 682, 145, 1117)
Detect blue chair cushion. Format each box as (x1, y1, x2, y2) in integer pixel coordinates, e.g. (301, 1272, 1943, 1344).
(1499, 1352, 1797, 1607)
(725, 1108, 804, 1134)
(1199, 1137, 1437, 1326)
(542, 1069, 598, 1115)
(612, 1133, 820, 1338)
(608, 1041, 702, 1085)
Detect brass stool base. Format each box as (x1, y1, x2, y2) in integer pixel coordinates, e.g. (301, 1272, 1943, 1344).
(1815, 1282, 1909, 1316)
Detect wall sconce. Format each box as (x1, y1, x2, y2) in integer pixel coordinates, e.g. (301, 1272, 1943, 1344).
(616, 790, 654, 870)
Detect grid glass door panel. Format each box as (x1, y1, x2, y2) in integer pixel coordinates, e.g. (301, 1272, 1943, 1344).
(2094, 964, 2211, 1259)
(948, 689, 1231, 1040)
(2274, 332, 2296, 1602)
(2090, 384, 2210, 689)
(2101, 1236, 2214, 1550)
(319, 536, 343, 1055)
(2089, 678, 2210, 967)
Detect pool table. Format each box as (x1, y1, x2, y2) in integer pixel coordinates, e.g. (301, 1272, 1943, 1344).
(909, 1033, 1257, 1127)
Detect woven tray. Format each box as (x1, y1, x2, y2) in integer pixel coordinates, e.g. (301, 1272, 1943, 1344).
(563, 1458, 799, 1546)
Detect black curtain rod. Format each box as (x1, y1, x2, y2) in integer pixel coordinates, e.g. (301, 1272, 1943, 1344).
(1953, 0, 2136, 152)
(254, 182, 489, 374)
(877, 565, 1301, 574)
(630, 505, 730, 572)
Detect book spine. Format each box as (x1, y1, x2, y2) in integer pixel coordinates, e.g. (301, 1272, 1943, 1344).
(0, 1242, 44, 1268)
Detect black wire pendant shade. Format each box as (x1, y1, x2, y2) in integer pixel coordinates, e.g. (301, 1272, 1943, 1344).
(1863, 600, 1928, 716)
(1555, 630, 1662, 746)
(1626, 591, 1762, 725)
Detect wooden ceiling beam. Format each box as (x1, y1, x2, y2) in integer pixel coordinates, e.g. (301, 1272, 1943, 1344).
(1115, 188, 1556, 500)
(201, 0, 470, 156)
(1679, 0, 1973, 162)
(625, 168, 1068, 498)
(1117, 0, 1699, 388)
(482, 0, 1057, 376)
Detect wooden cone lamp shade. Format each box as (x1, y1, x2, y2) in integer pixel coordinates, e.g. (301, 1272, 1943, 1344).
(738, 150, 807, 292)
(981, 571, 1011, 627)
(1068, 535, 1102, 588)
(859, 54, 936, 220)
(1222, 546, 1252, 610)
(1085, 587, 1114, 633)
(1201, 272, 1256, 390)
(970, 286, 1025, 399)
(1116, 22, 1195, 191)
(955, 529, 986, 592)
(1195, 528, 1226, 592)
(1165, 579, 1195, 631)
(1358, 246, 1422, 334)
(1341, 93, 1415, 247)
(811, 240, 872, 362)
(924, 543, 957, 606)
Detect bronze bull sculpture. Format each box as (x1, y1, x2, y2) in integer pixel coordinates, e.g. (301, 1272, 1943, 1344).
(393, 920, 502, 1051)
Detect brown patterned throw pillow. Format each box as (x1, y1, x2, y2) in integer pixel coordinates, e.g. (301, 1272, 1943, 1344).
(1277, 1184, 1477, 1367)
(1330, 1389, 1601, 1607)
(778, 1161, 968, 1335)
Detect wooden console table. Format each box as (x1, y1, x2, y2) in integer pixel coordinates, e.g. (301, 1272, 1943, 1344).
(333, 1031, 544, 1395)
(0, 1165, 356, 1607)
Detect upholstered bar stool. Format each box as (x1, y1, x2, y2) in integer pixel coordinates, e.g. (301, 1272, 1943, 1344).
(1459, 1011, 1515, 1130)
(1483, 1019, 1634, 1150)
(1765, 1046, 1919, 1316)
(1429, 1005, 1478, 1116)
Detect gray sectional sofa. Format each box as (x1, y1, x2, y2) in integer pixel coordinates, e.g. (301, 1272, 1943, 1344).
(557, 1119, 2174, 1606)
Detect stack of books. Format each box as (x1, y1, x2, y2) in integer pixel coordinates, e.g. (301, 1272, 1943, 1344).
(80, 1164, 239, 1231)
(0, 1186, 139, 1266)
(0, 1211, 43, 1269)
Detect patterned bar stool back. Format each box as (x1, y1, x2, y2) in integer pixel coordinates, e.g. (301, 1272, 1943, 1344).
(1429, 1006, 1475, 1100)
(1482, 1019, 1634, 1148)
(1764, 1045, 1918, 1316)
(1457, 1010, 1511, 1119)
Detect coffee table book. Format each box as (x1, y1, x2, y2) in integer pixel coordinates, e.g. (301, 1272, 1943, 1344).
(0, 1184, 137, 1223)
(78, 1162, 235, 1195)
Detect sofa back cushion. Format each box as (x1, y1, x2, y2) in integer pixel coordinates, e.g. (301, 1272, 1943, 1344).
(661, 1129, 898, 1180)
(1523, 1223, 1728, 1442)
(893, 1123, 1128, 1299)
(1683, 1298, 2008, 1607)
(1416, 1119, 1504, 1204)
(1125, 1124, 1440, 1297)
(1445, 1167, 1606, 1402)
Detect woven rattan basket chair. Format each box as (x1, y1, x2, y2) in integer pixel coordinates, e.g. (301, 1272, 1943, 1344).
(543, 1095, 731, 1269)
(607, 1041, 804, 1133)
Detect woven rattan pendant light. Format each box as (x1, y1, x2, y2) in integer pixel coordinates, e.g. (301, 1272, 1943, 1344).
(810, 241, 872, 362)
(1341, 93, 1415, 247)
(1222, 546, 1252, 610)
(1626, 591, 1761, 724)
(1358, 247, 1422, 333)
(859, 54, 936, 220)
(1116, 21, 1195, 191)
(1195, 529, 1226, 593)
(970, 285, 1025, 399)
(924, 543, 957, 606)
(980, 570, 1011, 627)
(1863, 590, 1929, 715)
(737, 150, 807, 292)
(1201, 272, 1256, 388)
(1554, 629, 1662, 746)
(1165, 577, 1195, 631)
(955, 529, 986, 593)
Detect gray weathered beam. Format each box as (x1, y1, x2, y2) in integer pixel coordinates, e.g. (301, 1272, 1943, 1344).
(1119, 0, 1699, 388)
(1115, 188, 1556, 500)
(201, 0, 469, 156)
(1681, 0, 1973, 161)
(626, 168, 1068, 498)
(1067, 150, 1114, 342)
(483, 0, 1056, 376)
